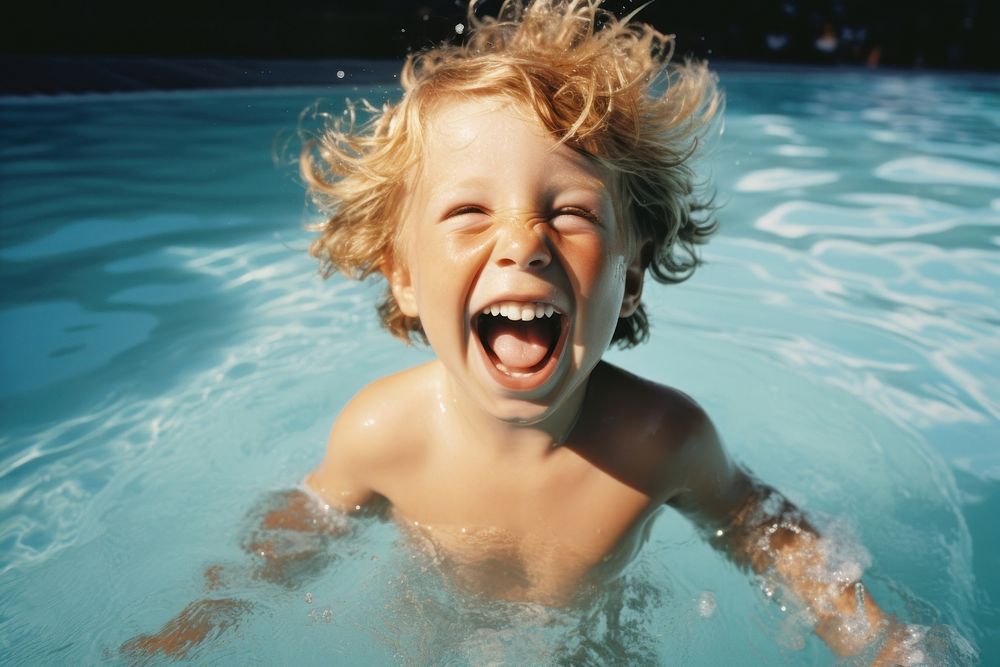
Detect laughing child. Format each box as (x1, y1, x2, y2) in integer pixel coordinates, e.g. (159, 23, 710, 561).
(123, 1, 918, 662)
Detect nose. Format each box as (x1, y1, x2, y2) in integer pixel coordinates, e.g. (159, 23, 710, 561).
(494, 219, 551, 270)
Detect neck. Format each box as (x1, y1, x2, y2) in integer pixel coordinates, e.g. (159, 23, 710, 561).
(436, 363, 590, 460)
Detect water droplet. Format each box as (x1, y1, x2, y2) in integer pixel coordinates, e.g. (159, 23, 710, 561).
(715, 529, 724, 537)
(305, 592, 313, 604)
(337, 70, 345, 79)
(322, 607, 332, 622)
(455, 23, 465, 35)
(354, 504, 361, 511)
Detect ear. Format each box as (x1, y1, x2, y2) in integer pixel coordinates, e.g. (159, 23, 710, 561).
(387, 261, 419, 318)
(619, 243, 649, 319)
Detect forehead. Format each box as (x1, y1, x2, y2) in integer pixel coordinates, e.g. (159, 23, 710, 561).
(415, 96, 610, 196)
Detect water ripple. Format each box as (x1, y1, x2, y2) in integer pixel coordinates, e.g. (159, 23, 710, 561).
(875, 156, 1000, 188)
(735, 168, 839, 192)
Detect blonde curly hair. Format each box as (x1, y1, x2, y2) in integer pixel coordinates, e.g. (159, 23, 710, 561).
(302, 0, 721, 347)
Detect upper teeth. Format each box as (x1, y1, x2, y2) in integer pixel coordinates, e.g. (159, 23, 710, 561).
(480, 301, 557, 322)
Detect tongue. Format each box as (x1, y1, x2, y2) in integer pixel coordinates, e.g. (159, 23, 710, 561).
(486, 320, 551, 370)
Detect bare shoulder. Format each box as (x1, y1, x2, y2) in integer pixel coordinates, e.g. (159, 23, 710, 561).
(591, 363, 751, 523)
(580, 362, 721, 500)
(304, 362, 439, 509)
(590, 361, 714, 445)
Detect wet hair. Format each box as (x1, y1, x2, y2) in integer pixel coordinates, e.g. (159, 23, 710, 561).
(302, 0, 721, 347)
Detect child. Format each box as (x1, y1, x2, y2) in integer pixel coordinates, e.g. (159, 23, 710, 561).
(123, 1, 914, 661)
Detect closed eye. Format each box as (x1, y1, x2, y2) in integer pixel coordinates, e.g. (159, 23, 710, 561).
(442, 204, 492, 233)
(445, 205, 488, 219)
(552, 207, 601, 229)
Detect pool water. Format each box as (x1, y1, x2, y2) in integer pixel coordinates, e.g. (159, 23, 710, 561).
(1, 67, 997, 664)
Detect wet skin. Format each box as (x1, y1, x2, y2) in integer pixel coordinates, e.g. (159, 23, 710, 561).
(309, 97, 671, 600)
(123, 99, 904, 662)
(306, 100, 895, 655)
(385, 97, 644, 431)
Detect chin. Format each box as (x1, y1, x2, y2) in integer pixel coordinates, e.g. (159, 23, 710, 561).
(474, 362, 590, 431)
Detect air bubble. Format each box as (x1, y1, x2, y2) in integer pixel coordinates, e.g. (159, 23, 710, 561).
(697, 591, 716, 617)
(305, 592, 313, 604)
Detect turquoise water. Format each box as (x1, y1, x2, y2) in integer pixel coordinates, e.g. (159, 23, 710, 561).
(1, 68, 997, 664)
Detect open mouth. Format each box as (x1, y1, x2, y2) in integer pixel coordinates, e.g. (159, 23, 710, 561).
(474, 301, 567, 387)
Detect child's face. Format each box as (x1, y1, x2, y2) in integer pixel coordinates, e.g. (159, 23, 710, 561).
(390, 97, 642, 426)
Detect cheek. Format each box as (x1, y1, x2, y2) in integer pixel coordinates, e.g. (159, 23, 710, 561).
(566, 240, 624, 300)
(410, 234, 489, 336)
(410, 235, 467, 293)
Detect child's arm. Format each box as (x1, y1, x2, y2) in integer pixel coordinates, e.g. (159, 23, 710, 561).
(120, 392, 386, 660)
(118, 488, 353, 659)
(666, 411, 901, 659)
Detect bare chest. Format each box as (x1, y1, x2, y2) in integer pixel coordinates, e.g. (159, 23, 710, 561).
(387, 457, 659, 604)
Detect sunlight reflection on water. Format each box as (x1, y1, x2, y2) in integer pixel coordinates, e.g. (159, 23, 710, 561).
(1, 67, 997, 664)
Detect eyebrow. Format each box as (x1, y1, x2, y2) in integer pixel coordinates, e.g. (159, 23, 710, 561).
(426, 182, 610, 219)
(428, 175, 608, 199)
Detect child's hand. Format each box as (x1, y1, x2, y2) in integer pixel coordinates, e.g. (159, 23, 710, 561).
(870, 622, 978, 667)
(119, 488, 346, 660)
(119, 598, 251, 660)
